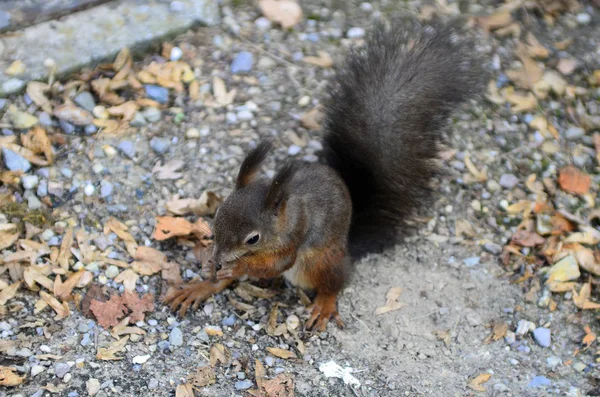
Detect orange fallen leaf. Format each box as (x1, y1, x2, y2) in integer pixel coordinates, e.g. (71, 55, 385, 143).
(0, 366, 25, 386)
(266, 347, 297, 360)
(209, 344, 230, 367)
(468, 373, 491, 392)
(21, 127, 54, 163)
(583, 325, 596, 347)
(54, 270, 85, 299)
(90, 294, 128, 328)
(573, 283, 600, 310)
(558, 166, 591, 195)
(166, 191, 222, 216)
(96, 336, 129, 361)
(122, 292, 154, 323)
(511, 230, 545, 247)
(484, 322, 508, 344)
(152, 216, 197, 240)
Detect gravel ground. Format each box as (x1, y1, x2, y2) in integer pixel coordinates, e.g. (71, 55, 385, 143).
(2, 0, 600, 396)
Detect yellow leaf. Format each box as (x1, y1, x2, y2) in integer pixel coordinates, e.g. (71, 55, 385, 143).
(0, 282, 21, 305)
(96, 336, 129, 361)
(468, 373, 491, 392)
(375, 287, 406, 315)
(0, 366, 25, 386)
(266, 347, 297, 360)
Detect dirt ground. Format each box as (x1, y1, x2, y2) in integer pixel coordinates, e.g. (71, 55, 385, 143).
(2, 0, 600, 396)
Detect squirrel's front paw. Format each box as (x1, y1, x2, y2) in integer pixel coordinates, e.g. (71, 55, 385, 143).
(202, 259, 217, 280)
(216, 262, 245, 280)
(305, 293, 345, 332)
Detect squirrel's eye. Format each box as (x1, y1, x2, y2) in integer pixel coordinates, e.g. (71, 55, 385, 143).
(245, 233, 260, 245)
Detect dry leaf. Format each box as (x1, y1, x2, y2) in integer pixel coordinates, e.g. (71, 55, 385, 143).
(90, 294, 128, 328)
(375, 286, 406, 315)
(236, 282, 277, 299)
(0, 143, 49, 166)
(468, 373, 491, 392)
(26, 82, 52, 113)
(209, 344, 229, 367)
(212, 76, 236, 106)
(267, 303, 279, 336)
(260, 374, 295, 397)
(0, 282, 20, 305)
(525, 32, 549, 59)
(558, 166, 591, 195)
(507, 43, 543, 89)
(175, 384, 194, 397)
(259, 0, 303, 29)
(486, 80, 506, 105)
(303, 51, 333, 68)
(455, 219, 476, 238)
(475, 9, 512, 32)
(54, 103, 94, 125)
(583, 325, 596, 347)
(111, 316, 146, 338)
(114, 269, 139, 293)
(54, 270, 84, 299)
(464, 154, 488, 182)
(557, 58, 577, 75)
(166, 191, 222, 216)
(484, 322, 508, 344)
(0, 366, 25, 386)
(40, 291, 70, 320)
(435, 330, 451, 347)
(565, 226, 600, 245)
(0, 230, 19, 251)
(152, 159, 185, 180)
(511, 230, 545, 247)
(152, 216, 198, 240)
(161, 261, 183, 285)
(96, 336, 129, 361)
(188, 366, 216, 388)
(104, 218, 136, 243)
(573, 245, 600, 276)
(266, 347, 297, 360)
(21, 127, 54, 163)
(57, 228, 74, 270)
(122, 292, 154, 323)
(573, 283, 600, 310)
(23, 266, 54, 290)
(502, 87, 538, 112)
(300, 106, 323, 130)
(107, 101, 138, 121)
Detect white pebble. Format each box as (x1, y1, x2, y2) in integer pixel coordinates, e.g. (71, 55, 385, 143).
(21, 175, 39, 189)
(84, 184, 95, 196)
(347, 27, 366, 39)
(170, 47, 183, 61)
(133, 354, 151, 364)
(105, 265, 119, 279)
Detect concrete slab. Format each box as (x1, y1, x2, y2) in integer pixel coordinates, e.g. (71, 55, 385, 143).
(0, 0, 220, 97)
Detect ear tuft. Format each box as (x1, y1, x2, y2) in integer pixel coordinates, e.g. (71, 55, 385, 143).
(264, 161, 299, 209)
(236, 140, 273, 189)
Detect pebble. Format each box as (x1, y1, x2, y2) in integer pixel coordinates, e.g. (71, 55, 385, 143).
(84, 184, 95, 196)
(170, 1, 184, 11)
(80, 333, 92, 346)
(547, 255, 580, 282)
(2, 148, 31, 172)
(573, 361, 587, 372)
(265, 356, 274, 366)
(100, 181, 113, 198)
(133, 355, 151, 364)
(516, 320, 536, 335)
(170, 327, 183, 346)
(54, 362, 70, 378)
(2, 78, 25, 95)
(0, 9, 11, 30)
(565, 126, 585, 141)
(31, 365, 45, 376)
(157, 340, 170, 351)
(170, 47, 183, 61)
(463, 257, 480, 267)
(142, 107, 162, 123)
(186, 128, 200, 139)
(148, 379, 159, 389)
(255, 17, 271, 30)
(48, 181, 64, 197)
(130, 112, 147, 127)
(84, 124, 97, 135)
(576, 13, 591, 25)
(546, 356, 561, 369)
(86, 378, 101, 396)
(234, 380, 254, 390)
(74, 91, 96, 112)
(28, 195, 42, 210)
(533, 327, 551, 347)
(231, 51, 254, 74)
(222, 315, 236, 327)
(499, 174, 519, 189)
(527, 376, 551, 388)
(504, 330, 516, 344)
(105, 265, 119, 279)
(347, 27, 366, 38)
(237, 109, 253, 121)
(288, 145, 302, 156)
(150, 137, 171, 154)
(21, 175, 39, 189)
(483, 242, 502, 255)
(144, 85, 169, 104)
(117, 141, 136, 159)
(39, 112, 53, 126)
(59, 119, 76, 134)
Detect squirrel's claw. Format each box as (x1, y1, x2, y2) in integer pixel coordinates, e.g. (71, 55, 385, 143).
(305, 294, 345, 332)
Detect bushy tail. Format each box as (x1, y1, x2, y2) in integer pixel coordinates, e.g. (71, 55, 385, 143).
(323, 21, 485, 254)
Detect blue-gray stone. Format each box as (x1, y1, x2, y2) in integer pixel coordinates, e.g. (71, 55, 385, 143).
(141, 107, 161, 123)
(100, 181, 113, 198)
(144, 85, 169, 104)
(533, 327, 551, 347)
(59, 119, 75, 135)
(234, 380, 253, 390)
(150, 137, 170, 154)
(2, 148, 31, 172)
(84, 124, 98, 135)
(54, 362, 70, 378)
(2, 128, 13, 135)
(157, 340, 170, 351)
(80, 333, 91, 346)
(74, 91, 96, 112)
(463, 257, 480, 267)
(38, 112, 53, 127)
(265, 356, 274, 366)
(231, 51, 254, 74)
(169, 327, 183, 346)
(222, 314, 236, 327)
(527, 376, 551, 388)
(499, 174, 519, 189)
(117, 140, 136, 158)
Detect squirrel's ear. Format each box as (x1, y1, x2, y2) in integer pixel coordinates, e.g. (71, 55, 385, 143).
(236, 140, 272, 189)
(264, 162, 298, 210)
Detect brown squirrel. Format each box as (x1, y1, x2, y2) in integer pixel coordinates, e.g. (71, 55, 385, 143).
(164, 21, 484, 331)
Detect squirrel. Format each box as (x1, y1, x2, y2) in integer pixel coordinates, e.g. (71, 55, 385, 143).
(164, 21, 484, 331)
